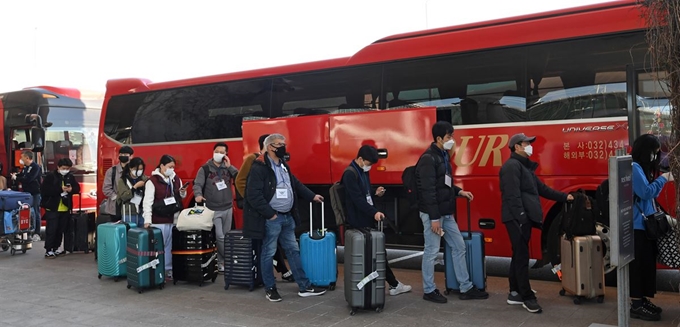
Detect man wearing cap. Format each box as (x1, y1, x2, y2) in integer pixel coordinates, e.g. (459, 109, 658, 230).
(500, 133, 573, 314)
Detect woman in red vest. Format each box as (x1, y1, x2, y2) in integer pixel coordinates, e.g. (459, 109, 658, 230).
(142, 155, 187, 280)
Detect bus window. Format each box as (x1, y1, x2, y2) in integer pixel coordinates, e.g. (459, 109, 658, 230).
(41, 106, 99, 173)
(637, 71, 672, 152)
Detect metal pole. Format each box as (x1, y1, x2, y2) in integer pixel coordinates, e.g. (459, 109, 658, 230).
(617, 265, 630, 327)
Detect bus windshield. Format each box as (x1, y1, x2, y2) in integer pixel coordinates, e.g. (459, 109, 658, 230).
(41, 107, 99, 174)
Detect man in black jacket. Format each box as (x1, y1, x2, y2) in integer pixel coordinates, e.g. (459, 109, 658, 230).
(12, 151, 42, 241)
(416, 121, 488, 304)
(342, 145, 412, 296)
(243, 133, 326, 302)
(40, 158, 80, 258)
(500, 133, 572, 314)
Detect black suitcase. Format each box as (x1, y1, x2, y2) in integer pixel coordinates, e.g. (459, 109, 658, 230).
(223, 229, 262, 291)
(171, 227, 218, 286)
(65, 195, 95, 253)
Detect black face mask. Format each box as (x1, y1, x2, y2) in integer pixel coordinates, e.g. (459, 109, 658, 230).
(119, 156, 130, 164)
(273, 146, 287, 159)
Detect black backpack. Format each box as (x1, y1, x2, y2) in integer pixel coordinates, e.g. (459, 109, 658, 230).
(595, 179, 609, 227)
(561, 190, 598, 239)
(402, 153, 430, 209)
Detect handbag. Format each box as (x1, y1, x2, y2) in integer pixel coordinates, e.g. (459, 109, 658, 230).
(657, 215, 680, 268)
(176, 204, 214, 231)
(635, 199, 670, 241)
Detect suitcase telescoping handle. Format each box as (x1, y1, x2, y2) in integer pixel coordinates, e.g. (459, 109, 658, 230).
(456, 196, 472, 240)
(309, 201, 325, 237)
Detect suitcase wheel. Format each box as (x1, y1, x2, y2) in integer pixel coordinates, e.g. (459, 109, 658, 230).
(21, 249, 26, 254)
(375, 306, 383, 313)
(138, 289, 143, 294)
(159, 283, 165, 290)
(98, 274, 102, 280)
(114, 277, 119, 282)
(596, 296, 604, 303)
(350, 308, 357, 316)
(249, 285, 254, 292)
(224, 284, 230, 290)
(573, 297, 582, 305)
(127, 285, 131, 289)
(198, 282, 204, 287)
(173, 280, 177, 285)
(559, 289, 565, 296)
(211, 276, 217, 283)
(328, 282, 336, 291)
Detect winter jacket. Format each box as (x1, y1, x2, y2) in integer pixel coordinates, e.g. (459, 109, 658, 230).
(40, 171, 80, 211)
(415, 143, 463, 220)
(192, 159, 238, 211)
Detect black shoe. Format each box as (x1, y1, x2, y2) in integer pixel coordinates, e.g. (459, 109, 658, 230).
(459, 287, 489, 300)
(265, 288, 282, 302)
(423, 289, 448, 303)
(298, 287, 326, 297)
(507, 292, 523, 305)
(631, 304, 660, 321)
(642, 297, 662, 314)
(281, 271, 295, 282)
(44, 251, 56, 259)
(523, 299, 542, 313)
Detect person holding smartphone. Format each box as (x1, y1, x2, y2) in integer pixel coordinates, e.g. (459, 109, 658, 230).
(40, 158, 80, 258)
(116, 157, 149, 225)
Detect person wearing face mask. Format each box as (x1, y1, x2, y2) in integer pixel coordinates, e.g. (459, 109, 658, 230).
(342, 145, 412, 296)
(193, 142, 239, 273)
(500, 133, 572, 314)
(12, 151, 42, 241)
(415, 121, 488, 304)
(116, 157, 148, 225)
(244, 133, 326, 302)
(142, 155, 188, 280)
(101, 146, 134, 221)
(40, 158, 80, 258)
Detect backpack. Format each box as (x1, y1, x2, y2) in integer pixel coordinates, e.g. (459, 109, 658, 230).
(329, 166, 358, 227)
(401, 153, 431, 209)
(595, 179, 609, 227)
(561, 190, 598, 239)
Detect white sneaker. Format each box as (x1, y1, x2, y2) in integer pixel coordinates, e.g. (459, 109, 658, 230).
(389, 282, 412, 296)
(32, 235, 41, 242)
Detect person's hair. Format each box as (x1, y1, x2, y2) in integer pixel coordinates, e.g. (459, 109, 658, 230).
(258, 134, 270, 151)
(264, 134, 285, 148)
(119, 145, 134, 155)
(123, 157, 145, 179)
(357, 145, 379, 164)
(57, 158, 73, 167)
(432, 121, 454, 142)
(156, 154, 175, 169)
(631, 134, 661, 182)
(213, 142, 228, 151)
(21, 151, 34, 160)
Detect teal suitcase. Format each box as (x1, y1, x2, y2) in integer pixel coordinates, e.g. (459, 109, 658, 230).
(97, 222, 136, 281)
(126, 227, 165, 293)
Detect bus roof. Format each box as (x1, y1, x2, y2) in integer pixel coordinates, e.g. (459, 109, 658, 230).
(0, 87, 86, 109)
(107, 0, 643, 96)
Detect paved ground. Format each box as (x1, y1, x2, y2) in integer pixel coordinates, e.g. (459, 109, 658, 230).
(2, 241, 680, 327)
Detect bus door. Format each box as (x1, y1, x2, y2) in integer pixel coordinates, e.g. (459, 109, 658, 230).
(627, 65, 675, 215)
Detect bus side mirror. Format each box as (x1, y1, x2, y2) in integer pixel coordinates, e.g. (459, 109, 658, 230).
(31, 128, 45, 152)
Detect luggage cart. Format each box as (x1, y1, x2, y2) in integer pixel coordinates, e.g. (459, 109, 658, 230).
(0, 206, 33, 256)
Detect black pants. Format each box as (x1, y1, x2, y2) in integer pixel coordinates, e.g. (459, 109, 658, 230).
(629, 230, 657, 299)
(44, 211, 70, 252)
(505, 221, 535, 300)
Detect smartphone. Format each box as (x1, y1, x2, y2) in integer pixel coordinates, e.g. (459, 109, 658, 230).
(182, 181, 191, 189)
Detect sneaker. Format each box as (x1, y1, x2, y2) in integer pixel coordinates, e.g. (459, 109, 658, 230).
(298, 287, 326, 297)
(423, 289, 448, 303)
(54, 250, 64, 256)
(459, 287, 489, 300)
(217, 263, 225, 274)
(44, 251, 56, 259)
(630, 304, 660, 321)
(389, 282, 412, 296)
(282, 271, 295, 282)
(507, 291, 523, 305)
(165, 270, 173, 281)
(523, 299, 542, 313)
(31, 235, 41, 242)
(642, 297, 663, 314)
(266, 288, 282, 302)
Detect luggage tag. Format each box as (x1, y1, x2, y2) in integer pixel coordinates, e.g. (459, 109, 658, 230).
(366, 194, 373, 206)
(445, 174, 452, 188)
(130, 194, 142, 205)
(216, 180, 227, 191)
(164, 197, 177, 205)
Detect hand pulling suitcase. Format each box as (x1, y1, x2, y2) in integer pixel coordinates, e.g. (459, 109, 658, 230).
(126, 227, 165, 293)
(171, 227, 218, 286)
(97, 205, 138, 281)
(300, 202, 337, 290)
(344, 221, 386, 315)
(224, 229, 262, 291)
(65, 194, 95, 253)
(559, 235, 605, 304)
(445, 197, 486, 294)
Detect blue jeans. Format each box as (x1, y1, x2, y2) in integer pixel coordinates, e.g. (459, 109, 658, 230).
(261, 213, 310, 291)
(32, 193, 41, 235)
(419, 212, 472, 293)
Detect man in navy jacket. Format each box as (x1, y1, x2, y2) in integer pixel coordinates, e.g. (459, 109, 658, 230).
(12, 151, 42, 240)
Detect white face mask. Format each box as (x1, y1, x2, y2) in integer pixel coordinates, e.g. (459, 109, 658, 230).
(133, 170, 143, 177)
(524, 145, 534, 157)
(59, 170, 69, 176)
(19, 159, 25, 166)
(164, 167, 174, 177)
(363, 165, 372, 172)
(213, 153, 224, 163)
(443, 139, 456, 150)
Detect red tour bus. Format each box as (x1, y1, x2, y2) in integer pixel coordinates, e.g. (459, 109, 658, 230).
(0, 86, 101, 212)
(97, 0, 674, 262)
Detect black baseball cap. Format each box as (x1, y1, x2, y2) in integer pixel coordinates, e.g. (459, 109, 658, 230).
(508, 133, 536, 150)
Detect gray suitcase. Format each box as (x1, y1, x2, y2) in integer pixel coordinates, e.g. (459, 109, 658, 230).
(344, 221, 386, 315)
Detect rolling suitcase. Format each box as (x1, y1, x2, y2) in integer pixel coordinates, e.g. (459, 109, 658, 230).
(65, 194, 95, 254)
(97, 205, 137, 281)
(126, 227, 165, 293)
(559, 235, 605, 304)
(223, 229, 262, 291)
(344, 221, 386, 315)
(171, 227, 218, 286)
(300, 202, 337, 290)
(444, 197, 486, 294)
